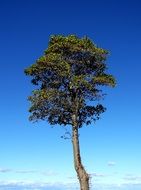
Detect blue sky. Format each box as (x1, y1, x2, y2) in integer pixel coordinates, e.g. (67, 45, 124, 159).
(0, 0, 141, 189)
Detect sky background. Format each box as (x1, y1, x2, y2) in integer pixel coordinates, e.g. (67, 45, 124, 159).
(0, 0, 141, 189)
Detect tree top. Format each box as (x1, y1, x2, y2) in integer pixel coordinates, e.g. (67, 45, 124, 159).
(25, 35, 116, 127)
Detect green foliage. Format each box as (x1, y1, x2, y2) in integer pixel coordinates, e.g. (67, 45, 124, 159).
(25, 35, 116, 127)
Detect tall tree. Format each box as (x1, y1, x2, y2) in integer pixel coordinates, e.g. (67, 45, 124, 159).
(25, 35, 116, 190)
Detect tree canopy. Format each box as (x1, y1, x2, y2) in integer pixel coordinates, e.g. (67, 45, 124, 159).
(25, 35, 116, 128)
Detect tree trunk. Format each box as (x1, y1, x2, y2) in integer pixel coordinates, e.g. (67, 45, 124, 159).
(72, 115, 90, 190)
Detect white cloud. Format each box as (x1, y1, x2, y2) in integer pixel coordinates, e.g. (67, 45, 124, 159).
(107, 161, 116, 166)
(15, 170, 37, 174)
(91, 172, 107, 177)
(40, 170, 59, 176)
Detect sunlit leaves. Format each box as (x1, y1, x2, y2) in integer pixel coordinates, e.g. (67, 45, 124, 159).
(93, 74, 116, 87)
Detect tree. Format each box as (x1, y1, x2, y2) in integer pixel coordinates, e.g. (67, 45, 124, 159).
(24, 35, 116, 190)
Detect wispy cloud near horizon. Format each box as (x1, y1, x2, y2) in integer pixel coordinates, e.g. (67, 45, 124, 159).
(0, 167, 58, 176)
(123, 174, 141, 182)
(0, 168, 12, 173)
(107, 161, 116, 166)
(0, 180, 141, 190)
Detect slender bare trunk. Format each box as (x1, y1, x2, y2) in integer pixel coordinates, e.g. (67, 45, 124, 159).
(72, 115, 90, 190)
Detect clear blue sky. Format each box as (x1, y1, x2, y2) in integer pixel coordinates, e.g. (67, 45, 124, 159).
(0, 0, 141, 189)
